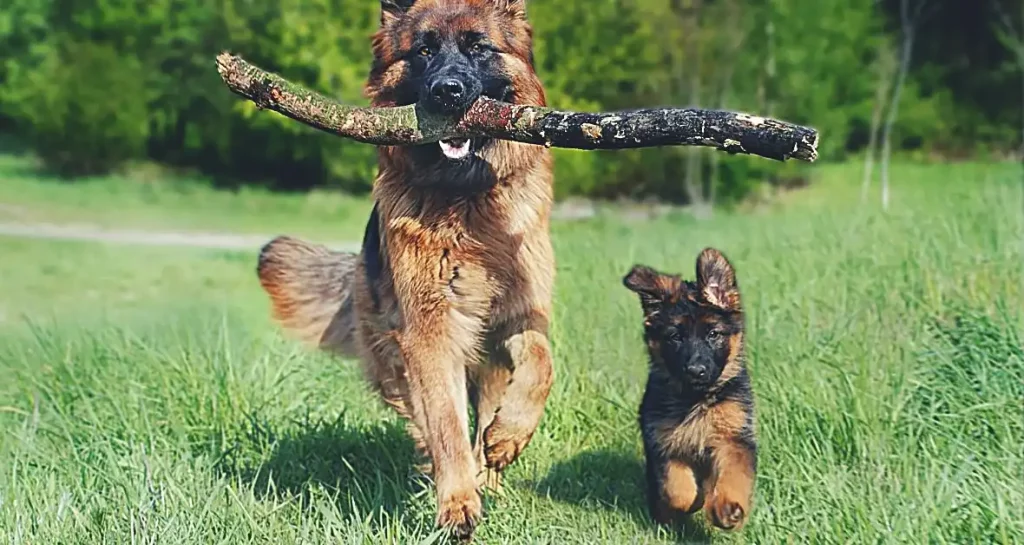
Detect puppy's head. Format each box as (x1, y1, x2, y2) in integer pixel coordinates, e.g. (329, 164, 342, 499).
(623, 248, 745, 391)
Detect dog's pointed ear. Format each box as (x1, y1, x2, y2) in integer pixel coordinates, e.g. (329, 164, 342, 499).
(623, 264, 679, 315)
(494, 0, 527, 19)
(380, 0, 416, 25)
(696, 247, 741, 311)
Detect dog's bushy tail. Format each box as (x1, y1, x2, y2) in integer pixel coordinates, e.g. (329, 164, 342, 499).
(256, 236, 359, 357)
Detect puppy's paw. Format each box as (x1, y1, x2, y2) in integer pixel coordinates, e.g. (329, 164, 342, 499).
(707, 492, 747, 530)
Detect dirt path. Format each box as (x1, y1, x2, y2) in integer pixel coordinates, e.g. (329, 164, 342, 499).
(0, 198, 660, 252)
(0, 221, 359, 252)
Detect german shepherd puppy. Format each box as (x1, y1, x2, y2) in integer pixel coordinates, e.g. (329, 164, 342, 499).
(256, 0, 554, 540)
(622, 248, 757, 531)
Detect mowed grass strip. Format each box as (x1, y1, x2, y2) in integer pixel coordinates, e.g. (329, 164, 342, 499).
(0, 162, 1021, 544)
(0, 154, 374, 242)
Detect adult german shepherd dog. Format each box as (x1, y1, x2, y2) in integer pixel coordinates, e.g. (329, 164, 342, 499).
(256, 0, 554, 539)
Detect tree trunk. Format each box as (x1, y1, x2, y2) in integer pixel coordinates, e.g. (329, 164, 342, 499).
(707, 0, 745, 208)
(677, 0, 704, 207)
(685, 61, 704, 207)
(1018, 2, 1024, 159)
(880, 0, 918, 211)
(765, 18, 777, 119)
(862, 45, 894, 204)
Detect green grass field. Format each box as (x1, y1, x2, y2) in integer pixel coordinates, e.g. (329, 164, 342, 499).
(1, 160, 1022, 544)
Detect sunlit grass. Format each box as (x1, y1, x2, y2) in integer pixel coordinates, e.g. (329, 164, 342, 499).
(1, 160, 1021, 543)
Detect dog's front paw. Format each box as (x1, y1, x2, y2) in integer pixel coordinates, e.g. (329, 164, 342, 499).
(437, 488, 482, 542)
(707, 491, 747, 530)
(482, 416, 533, 471)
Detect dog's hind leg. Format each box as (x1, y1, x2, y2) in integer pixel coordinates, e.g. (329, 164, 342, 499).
(357, 324, 437, 473)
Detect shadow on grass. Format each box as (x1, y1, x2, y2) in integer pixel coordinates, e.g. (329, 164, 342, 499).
(214, 411, 421, 518)
(535, 448, 712, 543)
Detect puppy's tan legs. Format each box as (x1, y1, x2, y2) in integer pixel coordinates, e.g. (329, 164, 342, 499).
(649, 457, 705, 524)
(705, 417, 756, 532)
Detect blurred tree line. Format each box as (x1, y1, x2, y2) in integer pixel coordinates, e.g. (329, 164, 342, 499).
(0, 0, 1020, 204)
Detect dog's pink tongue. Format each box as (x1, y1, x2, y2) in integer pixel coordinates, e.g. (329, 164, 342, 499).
(439, 139, 470, 159)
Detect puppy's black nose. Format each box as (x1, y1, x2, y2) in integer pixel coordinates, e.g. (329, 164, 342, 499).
(686, 364, 708, 379)
(432, 79, 465, 102)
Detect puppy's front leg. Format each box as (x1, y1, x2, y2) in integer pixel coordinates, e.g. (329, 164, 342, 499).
(705, 402, 757, 531)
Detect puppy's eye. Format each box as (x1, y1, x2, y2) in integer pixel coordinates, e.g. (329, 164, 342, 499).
(418, 46, 432, 57)
(707, 330, 722, 342)
(469, 43, 484, 53)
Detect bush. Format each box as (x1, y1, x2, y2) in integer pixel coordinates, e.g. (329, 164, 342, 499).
(3, 40, 151, 176)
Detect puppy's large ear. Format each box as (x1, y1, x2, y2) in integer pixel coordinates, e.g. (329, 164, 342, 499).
(494, 0, 527, 18)
(623, 264, 680, 316)
(380, 0, 416, 25)
(696, 247, 741, 311)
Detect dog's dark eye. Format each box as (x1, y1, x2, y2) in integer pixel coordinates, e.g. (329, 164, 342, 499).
(707, 330, 722, 342)
(418, 46, 432, 57)
(662, 327, 682, 343)
(467, 42, 491, 56)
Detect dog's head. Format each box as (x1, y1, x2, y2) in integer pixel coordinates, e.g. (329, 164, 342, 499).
(366, 0, 545, 182)
(623, 248, 746, 392)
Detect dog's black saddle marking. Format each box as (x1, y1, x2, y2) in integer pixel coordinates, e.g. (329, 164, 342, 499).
(361, 201, 384, 312)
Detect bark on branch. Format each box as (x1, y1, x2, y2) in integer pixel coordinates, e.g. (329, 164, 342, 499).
(215, 52, 819, 163)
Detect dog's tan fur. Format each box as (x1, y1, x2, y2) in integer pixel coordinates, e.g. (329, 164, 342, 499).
(256, 1, 554, 539)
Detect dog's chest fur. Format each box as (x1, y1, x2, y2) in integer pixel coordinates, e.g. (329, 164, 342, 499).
(366, 158, 554, 330)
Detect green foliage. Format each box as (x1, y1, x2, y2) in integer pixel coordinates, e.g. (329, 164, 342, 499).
(215, 0, 381, 192)
(0, 0, 381, 190)
(0, 0, 1020, 199)
(2, 40, 151, 176)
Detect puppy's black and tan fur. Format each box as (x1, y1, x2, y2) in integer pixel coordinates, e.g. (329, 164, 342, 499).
(623, 248, 756, 531)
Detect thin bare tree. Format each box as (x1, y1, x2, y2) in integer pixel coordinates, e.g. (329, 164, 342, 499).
(707, 0, 748, 208)
(669, 0, 706, 208)
(880, 0, 929, 211)
(862, 42, 897, 203)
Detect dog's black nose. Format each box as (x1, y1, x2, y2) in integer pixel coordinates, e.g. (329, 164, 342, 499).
(432, 79, 465, 102)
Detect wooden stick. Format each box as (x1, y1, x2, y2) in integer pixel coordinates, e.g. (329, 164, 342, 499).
(215, 52, 819, 163)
